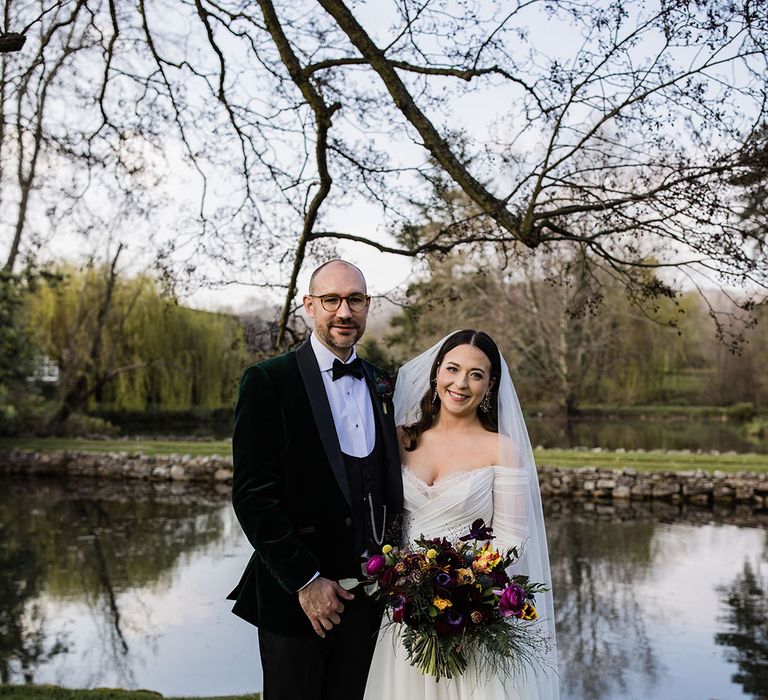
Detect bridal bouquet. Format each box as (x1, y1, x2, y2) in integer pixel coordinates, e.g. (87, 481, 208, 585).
(358, 519, 550, 681)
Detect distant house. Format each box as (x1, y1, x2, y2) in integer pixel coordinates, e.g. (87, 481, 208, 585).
(28, 355, 60, 384)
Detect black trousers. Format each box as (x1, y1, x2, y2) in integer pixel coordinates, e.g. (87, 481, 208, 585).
(258, 595, 382, 700)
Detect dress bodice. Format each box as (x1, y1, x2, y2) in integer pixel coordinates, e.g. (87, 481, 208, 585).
(401, 465, 497, 544)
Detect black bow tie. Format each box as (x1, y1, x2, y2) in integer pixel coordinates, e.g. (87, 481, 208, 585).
(332, 357, 364, 381)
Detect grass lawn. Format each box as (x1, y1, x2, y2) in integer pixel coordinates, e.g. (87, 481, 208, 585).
(535, 447, 768, 473)
(0, 687, 259, 700)
(1, 437, 767, 473)
(0, 437, 231, 457)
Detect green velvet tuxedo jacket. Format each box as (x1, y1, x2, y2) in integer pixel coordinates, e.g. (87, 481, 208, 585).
(228, 338, 403, 634)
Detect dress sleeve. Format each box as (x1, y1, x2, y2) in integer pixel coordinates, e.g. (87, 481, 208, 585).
(491, 465, 530, 549)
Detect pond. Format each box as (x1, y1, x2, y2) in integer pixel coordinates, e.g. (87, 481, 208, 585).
(1, 475, 766, 699)
(525, 416, 768, 454)
(122, 414, 767, 454)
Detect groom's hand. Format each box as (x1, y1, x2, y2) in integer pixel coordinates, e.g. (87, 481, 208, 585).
(298, 576, 355, 638)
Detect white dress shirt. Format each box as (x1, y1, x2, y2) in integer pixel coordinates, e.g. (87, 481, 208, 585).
(310, 333, 375, 457)
(298, 335, 377, 591)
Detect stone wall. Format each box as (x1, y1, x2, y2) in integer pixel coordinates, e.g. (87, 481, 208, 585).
(1, 449, 767, 509)
(0, 449, 233, 483)
(538, 466, 768, 508)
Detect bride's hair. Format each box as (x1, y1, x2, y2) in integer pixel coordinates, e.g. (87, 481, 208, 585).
(401, 329, 501, 451)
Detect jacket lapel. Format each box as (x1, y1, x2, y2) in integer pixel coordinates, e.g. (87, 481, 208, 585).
(362, 362, 404, 514)
(295, 339, 352, 509)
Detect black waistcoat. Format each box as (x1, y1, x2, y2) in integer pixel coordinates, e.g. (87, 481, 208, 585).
(342, 419, 386, 557)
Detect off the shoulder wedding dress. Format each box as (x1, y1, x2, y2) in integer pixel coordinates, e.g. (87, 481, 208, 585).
(364, 332, 559, 699)
(363, 465, 550, 700)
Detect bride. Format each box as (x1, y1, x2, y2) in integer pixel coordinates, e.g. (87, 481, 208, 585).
(363, 330, 559, 700)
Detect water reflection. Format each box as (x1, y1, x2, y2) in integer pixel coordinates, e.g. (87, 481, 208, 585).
(546, 500, 768, 700)
(0, 520, 68, 683)
(546, 512, 660, 699)
(0, 475, 257, 695)
(0, 475, 766, 698)
(716, 537, 768, 700)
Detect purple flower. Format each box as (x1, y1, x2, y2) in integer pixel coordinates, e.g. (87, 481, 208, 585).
(434, 571, 454, 588)
(435, 609, 466, 636)
(497, 583, 527, 617)
(459, 518, 495, 542)
(365, 554, 386, 576)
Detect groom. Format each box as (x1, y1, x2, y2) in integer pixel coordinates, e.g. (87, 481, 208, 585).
(228, 259, 403, 699)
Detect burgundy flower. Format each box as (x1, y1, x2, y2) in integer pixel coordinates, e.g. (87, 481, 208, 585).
(436, 549, 464, 568)
(459, 518, 495, 542)
(365, 554, 386, 576)
(491, 568, 510, 586)
(378, 566, 395, 589)
(497, 583, 527, 618)
(391, 594, 406, 623)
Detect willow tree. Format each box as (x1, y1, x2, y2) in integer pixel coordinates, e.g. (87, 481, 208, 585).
(2, 1, 767, 349)
(25, 263, 245, 427)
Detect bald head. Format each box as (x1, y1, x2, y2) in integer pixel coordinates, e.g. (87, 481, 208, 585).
(308, 259, 367, 295)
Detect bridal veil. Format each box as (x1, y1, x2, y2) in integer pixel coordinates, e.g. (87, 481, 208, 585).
(393, 332, 560, 699)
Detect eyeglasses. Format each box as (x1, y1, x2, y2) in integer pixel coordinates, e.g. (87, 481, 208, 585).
(308, 293, 370, 312)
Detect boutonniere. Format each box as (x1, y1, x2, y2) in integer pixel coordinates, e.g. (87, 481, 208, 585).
(371, 368, 394, 414)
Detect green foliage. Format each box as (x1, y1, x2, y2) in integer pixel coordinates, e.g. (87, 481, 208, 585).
(0, 273, 37, 429)
(744, 417, 768, 442)
(21, 265, 247, 425)
(49, 413, 120, 437)
(90, 407, 232, 437)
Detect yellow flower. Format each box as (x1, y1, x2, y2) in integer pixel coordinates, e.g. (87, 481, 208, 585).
(471, 542, 501, 574)
(433, 596, 452, 611)
(521, 603, 538, 620)
(382, 544, 393, 554)
(426, 548, 438, 560)
(456, 567, 475, 584)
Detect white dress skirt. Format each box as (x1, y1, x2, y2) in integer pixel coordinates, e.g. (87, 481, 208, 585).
(363, 466, 556, 700)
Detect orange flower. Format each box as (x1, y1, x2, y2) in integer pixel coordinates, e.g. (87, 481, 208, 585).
(471, 542, 501, 574)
